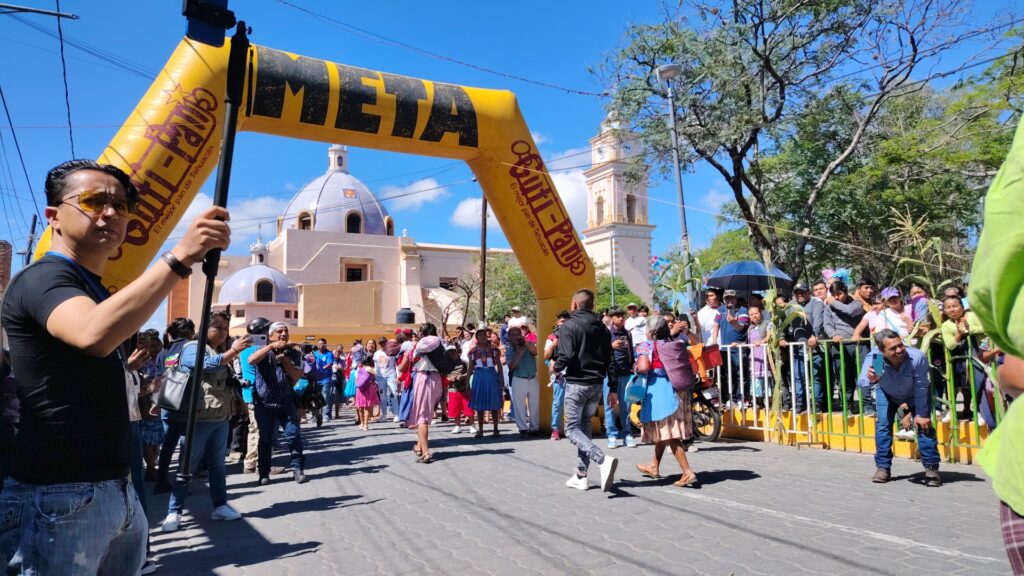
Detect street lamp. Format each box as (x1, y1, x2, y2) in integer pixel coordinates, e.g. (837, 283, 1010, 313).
(656, 63, 695, 314)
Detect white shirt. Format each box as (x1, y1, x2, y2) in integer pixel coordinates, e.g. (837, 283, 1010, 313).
(373, 349, 396, 378)
(697, 305, 721, 345)
(625, 316, 647, 347)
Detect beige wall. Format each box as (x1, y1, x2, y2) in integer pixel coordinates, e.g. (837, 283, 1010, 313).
(583, 224, 654, 304)
(298, 280, 382, 328)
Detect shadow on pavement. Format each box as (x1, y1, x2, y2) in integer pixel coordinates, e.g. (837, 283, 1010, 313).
(246, 494, 363, 519)
(693, 468, 761, 486)
(695, 444, 761, 452)
(900, 470, 986, 485)
(431, 447, 515, 460)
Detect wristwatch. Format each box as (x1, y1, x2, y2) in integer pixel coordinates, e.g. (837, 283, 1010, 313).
(161, 251, 193, 278)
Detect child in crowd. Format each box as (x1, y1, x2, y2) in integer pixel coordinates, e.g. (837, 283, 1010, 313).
(747, 305, 773, 402)
(354, 356, 379, 430)
(444, 347, 476, 434)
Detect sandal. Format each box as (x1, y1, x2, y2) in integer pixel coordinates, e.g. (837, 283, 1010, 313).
(473, 431, 483, 438)
(492, 430, 500, 437)
(636, 463, 662, 479)
(673, 472, 698, 487)
(413, 445, 422, 457)
(417, 453, 433, 464)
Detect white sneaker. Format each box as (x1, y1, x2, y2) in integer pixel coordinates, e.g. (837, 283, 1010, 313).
(941, 411, 951, 423)
(161, 513, 180, 532)
(624, 435, 637, 448)
(607, 438, 618, 449)
(685, 442, 699, 453)
(599, 456, 619, 491)
(469, 426, 479, 435)
(451, 425, 462, 434)
(211, 504, 242, 521)
(895, 429, 915, 441)
(393, 416, 400, 423)
(565, 474, 589, 490)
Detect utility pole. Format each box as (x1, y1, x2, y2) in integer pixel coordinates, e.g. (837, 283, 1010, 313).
(657, 64, 694, 313)
(609, 230, 616, 307)
(478, 197, 487, 324)
(16, 214, 37, 266)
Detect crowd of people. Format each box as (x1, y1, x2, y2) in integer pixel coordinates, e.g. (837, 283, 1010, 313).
(0, 158, 1021, 574)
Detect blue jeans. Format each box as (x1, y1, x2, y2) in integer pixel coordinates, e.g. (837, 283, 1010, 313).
(551, 376, 565, 432)
(828, 343, 860, 412)
(254, 400, 304, 478)
(319, 378, 336, 420)
(129, 421, 150, 554)
(604, 375, 632, 439)
(874, 388, 939, 471)
(168, 420, 230, 514)
(563, 383, 605, 474)
(0, 477, 147, 575)
(158, 411, 186, 484)
(789, 349, 807, 411)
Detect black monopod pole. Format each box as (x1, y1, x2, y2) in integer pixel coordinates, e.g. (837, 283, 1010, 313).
(178, 21, 249, 486)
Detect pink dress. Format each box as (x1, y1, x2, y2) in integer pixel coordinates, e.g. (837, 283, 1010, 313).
(405, 356, 442, 428)
(354, 367, 380, 408)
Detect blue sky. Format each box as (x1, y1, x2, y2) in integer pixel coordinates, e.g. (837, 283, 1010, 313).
(0, 1, 1018, 329)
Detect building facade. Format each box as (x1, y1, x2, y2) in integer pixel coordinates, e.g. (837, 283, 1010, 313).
(581, 116, 654, 304)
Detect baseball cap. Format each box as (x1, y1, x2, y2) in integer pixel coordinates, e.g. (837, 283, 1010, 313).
(880, 287, 900, 300)
(793, 283, 809, 292)
(723, 289, 737, 297)
(511, 305, 521, 311)
(626, 302, 638, 309)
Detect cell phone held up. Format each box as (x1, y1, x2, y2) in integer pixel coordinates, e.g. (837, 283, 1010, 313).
(872, 352, 885, 377)
(251, 334, 268, 348)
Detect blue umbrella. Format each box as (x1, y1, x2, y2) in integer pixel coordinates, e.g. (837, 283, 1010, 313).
(705, 260, 793, 292)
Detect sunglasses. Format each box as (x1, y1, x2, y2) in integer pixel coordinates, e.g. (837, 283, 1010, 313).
(59, 190, 137, 217)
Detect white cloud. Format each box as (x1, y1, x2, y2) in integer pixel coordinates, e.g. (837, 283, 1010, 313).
(549, 169, 588, 231)
(546, 146, 590, 172)
(700, 188, 732, 210)
(166, 192, 290, 248)
(379, 177, 450, 212)
(530, 131, 550, 145)
(450, 198, 499, 229)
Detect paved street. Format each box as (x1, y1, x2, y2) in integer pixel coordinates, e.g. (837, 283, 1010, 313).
(148, 407, 1010, 575)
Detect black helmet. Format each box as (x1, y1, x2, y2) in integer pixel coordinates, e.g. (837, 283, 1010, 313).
(247, 317, 272, 335)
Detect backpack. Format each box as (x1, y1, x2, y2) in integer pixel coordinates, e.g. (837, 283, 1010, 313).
(425, 345, 458, 375)
(653, 340, 696, 392)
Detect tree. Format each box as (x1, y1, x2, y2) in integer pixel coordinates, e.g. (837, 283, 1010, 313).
(599, 0, 1009, 280)
(483, 253, 536, 324)
(595, 274, 644, 312)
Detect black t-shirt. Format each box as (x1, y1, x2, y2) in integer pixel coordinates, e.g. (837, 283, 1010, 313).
(1, 254, 130, 484)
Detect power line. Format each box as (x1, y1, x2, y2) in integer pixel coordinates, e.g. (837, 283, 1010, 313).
(54, 0, 75, 157)
(10, 14, 157, 80)
(0, 80, 42, 222)
(275, 0, 607, 97)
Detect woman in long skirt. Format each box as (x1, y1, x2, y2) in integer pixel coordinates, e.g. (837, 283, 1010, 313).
(633, 315, 698, 487)
(353, 357, 380, 430)
(468, 328, 504, 438)
(405, 323, 444, 463)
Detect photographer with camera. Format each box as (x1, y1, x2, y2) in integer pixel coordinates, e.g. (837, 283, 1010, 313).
(247, 322, 308, 485)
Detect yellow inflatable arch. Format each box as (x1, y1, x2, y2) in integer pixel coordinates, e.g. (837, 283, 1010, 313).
(35, 35, 594, 429)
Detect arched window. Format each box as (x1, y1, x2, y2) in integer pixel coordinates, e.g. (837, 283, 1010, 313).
(626, 196, 636, 223)
(297, 212, 312, 230)
(385, 217, 394, 236)
(595, 197, 605, 225)
(255, 280, 274, 302)
(257, 254, 265, 263)
(346, 212, 362, 234)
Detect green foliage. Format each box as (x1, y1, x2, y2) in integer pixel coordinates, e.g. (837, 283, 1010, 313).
(692, 229, 759, 274)
(595, 274, 644, 312)
(599, 0, 1020, 281)
(483, 254, 536, 325)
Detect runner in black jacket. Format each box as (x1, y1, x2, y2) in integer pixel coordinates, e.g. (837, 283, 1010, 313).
(552, 289, 618, 491)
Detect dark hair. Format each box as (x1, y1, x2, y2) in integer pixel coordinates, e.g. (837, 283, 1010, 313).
(748, 304, 762, 313)
(942, 294, 963, 306)
(210, 310, 230, 324)
(45, 159, 138, 207)
(419, 322, 437, 337)
(830, 281, 848, 294)
(572, 288, 596, 311)
(812, 280, 827, 289)
(874, 328, 901, 349)
(639, 304, 649, 313)
(361, 355, 374, 367)
(555, 309, 571, 320)
(676, 313, 691, 326)
(317, 338, 327, 344)
(608, 307, 625, 317)
(164, 317, 196, 347)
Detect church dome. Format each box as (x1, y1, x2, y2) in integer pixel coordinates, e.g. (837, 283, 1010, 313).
(217, 239, 298, 304)
(279, 145, 394, 236)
